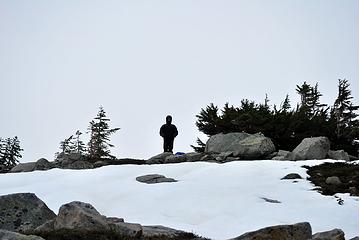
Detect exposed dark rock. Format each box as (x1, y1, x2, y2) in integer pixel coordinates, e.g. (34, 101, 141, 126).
(281, 173, 303, 180)
(328, 150, 350, 161)
(260, 197, 281, 204)
(0, 229, 45, 240)
(136, 174, 177, 184)
(0, 193, 56, 232)
(230, 222, 312, 240)
(312, 228, 345, 240)
(325, 176, 342, 185)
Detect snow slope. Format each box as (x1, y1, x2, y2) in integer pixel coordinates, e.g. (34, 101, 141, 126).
(0, 160, 358, 239)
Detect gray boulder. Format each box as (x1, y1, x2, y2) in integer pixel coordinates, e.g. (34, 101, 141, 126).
(349, 237, 359, 240)
(10, 159, 53, 173)
(0, 230, 45, 240)
(147, 152, 173, 164)
(281, 173, 303, 180)
(54, 201, 108, 230)
(136, 174, 177, 184)
(185, 152, 204, 162)
(272, 150, 292, 160)
(10, 162, 36, 173)
(312, 228, 345, 240)
(325, 176, 342, 185)
(165, 154, 187, 163)
(328, 150, 350, 161)
(292, 137, 330, 160)
(0, 193, 56, 232)
(205, 132, 276, 159)
(142, 225, 190, 238)
(65, 160, 94, 169)
(36, 201, 142, 238)
(230, 222, 312, 240)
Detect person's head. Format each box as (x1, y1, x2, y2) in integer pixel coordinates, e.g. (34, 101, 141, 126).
(166, 115, 172, 124)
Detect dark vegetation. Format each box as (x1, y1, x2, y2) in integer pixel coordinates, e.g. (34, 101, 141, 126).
(0, 136, 23, 172)
(192, 79, 359, 155)
(56, 106, 120, 162)
(26, 229, 203, 240)
(305, 162, 359, 196)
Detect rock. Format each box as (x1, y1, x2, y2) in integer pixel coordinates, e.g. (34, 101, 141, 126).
(312, 228, 345, 240)
(185, 152, 204, 162)
(0, 193, 56, 232)
(93, 161, 108, 168)
(34, 158, 53, 170)
(147, 152, 173, 164)
(325, 176, 342, 185)
(272, 150, 292, 160)
(230, 222, 312, 240)
(349, 187, 357, 195)
(54, 201, 108, 230)
(142, 225, 190, 238)
(109, 222, 142, 238)
(205, 132, 276, 159)
(281, 173, 303, 180)
(292, 137, 330, 160)
(349, 237, 359, 240)
(55, 153, 89, 167)
(136, 174, 177, 184)
(0, 229, 45, 240)
(36, 201, 142, 238)
(328, 150, 350, 161)
(165, 154, 187, 163)
(10, 162, 36, 173)
(260, 197, 281, 203)
(10, 158, 54, 173)
(65, 160, 94, 169)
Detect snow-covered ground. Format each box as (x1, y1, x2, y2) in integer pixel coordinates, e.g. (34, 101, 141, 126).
(0, 160, 358, 239)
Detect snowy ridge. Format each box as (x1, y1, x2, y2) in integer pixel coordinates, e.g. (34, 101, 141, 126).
(0, 160, 358, 239)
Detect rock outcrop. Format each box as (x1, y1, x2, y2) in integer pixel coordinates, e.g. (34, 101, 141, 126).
(0, 193, 56, 232)
(136, 174, 177, 184)
(328, 150, 350, 161)
(312, 228, 345, 240)
(230, 222, 312, 240)
(0, 229, 45, 240)
(281, 173, 303, 180)
(10, 158, 54, 173)
(205, 132, 276, 159)
(292, 137, 330, 160)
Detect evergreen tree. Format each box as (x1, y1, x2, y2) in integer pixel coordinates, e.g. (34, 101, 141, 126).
(333, 79, 358, 138)
(58, 135, 74, 155)
(0, 137, 23, 169)
(74, 130, 86, 154)
(296, 81, 312, 113)
(190, 138, 206, 153)
(281, 95, 291, 112)
(87, 107, 120, 160)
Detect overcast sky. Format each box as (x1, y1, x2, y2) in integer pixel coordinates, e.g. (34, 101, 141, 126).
(1, 0, 359, 162)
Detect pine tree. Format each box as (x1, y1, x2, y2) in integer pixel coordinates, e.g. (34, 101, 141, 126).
(74, 130, 86, 154)
(281, 95, 291, 112)
(59, 135, 74, 154)
(0, 137, 23, 169)
(87, 107, 120, 160)
(333, 79, 358, 138)
(296, 81, 312, 113)
(0, 138, 4, 166)
(190, 138, 206, 153)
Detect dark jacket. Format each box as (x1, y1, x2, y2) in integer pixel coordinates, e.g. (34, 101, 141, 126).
(160, 124, 178, 140)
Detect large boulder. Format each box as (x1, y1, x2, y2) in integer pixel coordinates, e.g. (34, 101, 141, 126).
(184, 152, 204, 162)
(49, 201, 142, 237)
(142, 225, 193, 238)
(205, 132, 276, 159)
(312, 229, 345, 240)
(10, 162, 36, 173)
(147, 152, 174, 164)
(328, 150, 350, 161)
(292, 137, 330, 160)
(136, 174, 177, 184)
(0, 193, 56, 232)
(10, 159, 53, 173)
(0, 229, 45, 240)
(65, 160, 94, 169)
(230, 222, 312, 240)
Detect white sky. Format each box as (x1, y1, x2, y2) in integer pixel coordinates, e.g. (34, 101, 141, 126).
(1, 0, 359, 162)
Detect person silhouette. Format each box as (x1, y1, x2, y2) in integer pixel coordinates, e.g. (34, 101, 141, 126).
(159, 115, 178, 153)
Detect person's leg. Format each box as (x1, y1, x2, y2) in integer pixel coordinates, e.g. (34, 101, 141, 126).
(168, 138, 174, 153)
(163, 138, 168, 152)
